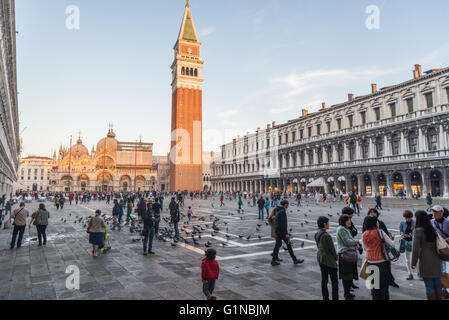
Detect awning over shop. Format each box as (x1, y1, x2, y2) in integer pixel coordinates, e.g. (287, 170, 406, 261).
(327, 177, 335, 182)
(307, 177, 326, 187)
(337, 176, 346, 182)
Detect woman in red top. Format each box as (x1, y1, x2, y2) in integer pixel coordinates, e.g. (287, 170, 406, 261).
(362, 215, 395, 300)
(201, 248, 219, 300)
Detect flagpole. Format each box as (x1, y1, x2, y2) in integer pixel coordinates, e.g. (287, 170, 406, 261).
(68, 135, 72, 191)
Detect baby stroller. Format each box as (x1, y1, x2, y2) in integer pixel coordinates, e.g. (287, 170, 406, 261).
(99, 227, 111, 254)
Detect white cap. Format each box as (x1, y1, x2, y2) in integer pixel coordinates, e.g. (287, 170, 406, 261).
(431, 205, 443, 212)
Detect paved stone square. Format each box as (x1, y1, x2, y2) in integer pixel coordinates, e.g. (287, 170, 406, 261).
(0, 196, 447, 300)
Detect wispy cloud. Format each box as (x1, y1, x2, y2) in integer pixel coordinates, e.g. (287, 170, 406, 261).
(199, 26, 215, 37)
(271, 67, 400, 101)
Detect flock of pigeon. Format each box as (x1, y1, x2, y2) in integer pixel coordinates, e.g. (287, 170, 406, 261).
(55, 197, 387, 252)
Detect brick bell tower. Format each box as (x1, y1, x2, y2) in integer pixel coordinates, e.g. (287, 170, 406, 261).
(170, 0, 203, 192)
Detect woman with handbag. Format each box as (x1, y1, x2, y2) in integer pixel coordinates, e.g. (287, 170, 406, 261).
(336, 214, 360, 300)
(399, 210, 415, 280)
(411, 210, 443, 300)
(29, 203, 50, 246)
(362, 215, 395, 300)
(87, 209, 107, 257)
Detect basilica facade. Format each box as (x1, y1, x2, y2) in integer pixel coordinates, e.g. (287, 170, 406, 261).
(34, 128, 161, 192)
(211, 64, 449, 198)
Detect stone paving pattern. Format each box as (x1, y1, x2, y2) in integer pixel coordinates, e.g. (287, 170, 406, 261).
(0, 196, 447, 300)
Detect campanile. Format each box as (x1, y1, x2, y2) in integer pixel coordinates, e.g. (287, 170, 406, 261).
(169, 1, 203, 192)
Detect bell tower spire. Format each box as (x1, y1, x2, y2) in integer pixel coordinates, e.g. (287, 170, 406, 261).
(169, 1, 203, 192)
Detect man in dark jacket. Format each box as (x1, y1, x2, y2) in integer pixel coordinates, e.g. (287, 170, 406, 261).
(257, 197, 265, 220)
(141, 202, 155, 255)
(271, 200, 304, 266)
(169, 198, 180, 239)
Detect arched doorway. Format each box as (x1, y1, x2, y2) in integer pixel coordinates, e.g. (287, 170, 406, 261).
(292, 179, 299, 193)
(97, 172, 113, 191)
(300, 178, 306, 192)
(430, 170, 442, 197)
(327, 177, 335, 194)
(136, 176, 145, 191)
(351, 175, 358, 192)
(61, 175, 74, 192)
(410, 171, 422, 197)
(337, 176, 346, 194)
(377, 174, 387, 196)
(78, 174, 89, 191)
(392, 172, 404, 196)
(363, 174, 372, 196)
(120, 175, 131, 192)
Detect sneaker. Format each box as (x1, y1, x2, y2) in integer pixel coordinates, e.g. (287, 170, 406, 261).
(211, 296, 216, 300)
(293, 259, 304, 265)
(143, 251, 147, 256)
(271, 260, 280, 266)
(406, 274, 414, 280)
(148, 251, 155, 254)
(38, 243, 42, 247)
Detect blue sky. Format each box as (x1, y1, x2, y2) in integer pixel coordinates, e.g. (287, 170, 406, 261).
(16, 0, 449, 157)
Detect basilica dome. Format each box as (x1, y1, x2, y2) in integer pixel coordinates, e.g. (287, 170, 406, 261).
(96, 129, 118, 153)
(71, 138, 89, 158)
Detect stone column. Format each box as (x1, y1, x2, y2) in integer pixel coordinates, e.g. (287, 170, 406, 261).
(357, 174, 362, 194)
(368, 173, 375, 197)
(439, 124, 446, 150)
(400, 131, 407, 155)
(345, 175, 352, 194)
(421, 169, 428, 195)
(384, 135, 390, 157)
(418, 127, 425, 152)
(368, 137, 374, 158)
(344, 142, 349, 161)
(442, 169, 449, 198)
(404, 171, 412, 199)
(385, 173, 393, 197)
(332, 144, 337, 163)
(355, 140, 360, 160)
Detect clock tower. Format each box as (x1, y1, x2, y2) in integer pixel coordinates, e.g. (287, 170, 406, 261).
(169, 1, 203, 192)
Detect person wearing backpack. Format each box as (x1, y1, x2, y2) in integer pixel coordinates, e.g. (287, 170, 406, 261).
(141, 202, 156, 255)
(411, 210, 443, 300)
(29, 203, 50, 246)
(315, 216, 339, 300)
(430, 205, 449, 298)
(169, 197, 180, 239)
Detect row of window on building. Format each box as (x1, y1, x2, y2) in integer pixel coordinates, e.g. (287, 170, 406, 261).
(216, 127, 443, 175)
(181, 67, 198, 77)
(20, 168, 50, 181)
(225, 89, 449, 158)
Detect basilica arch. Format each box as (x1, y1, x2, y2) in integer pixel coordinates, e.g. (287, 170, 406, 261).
(120, 175, 132, 191)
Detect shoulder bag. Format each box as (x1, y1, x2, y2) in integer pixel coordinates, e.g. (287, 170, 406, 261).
(433, 222, 449, 261)
(378, 230, 400, 262)
(337, 229, 357, 263)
